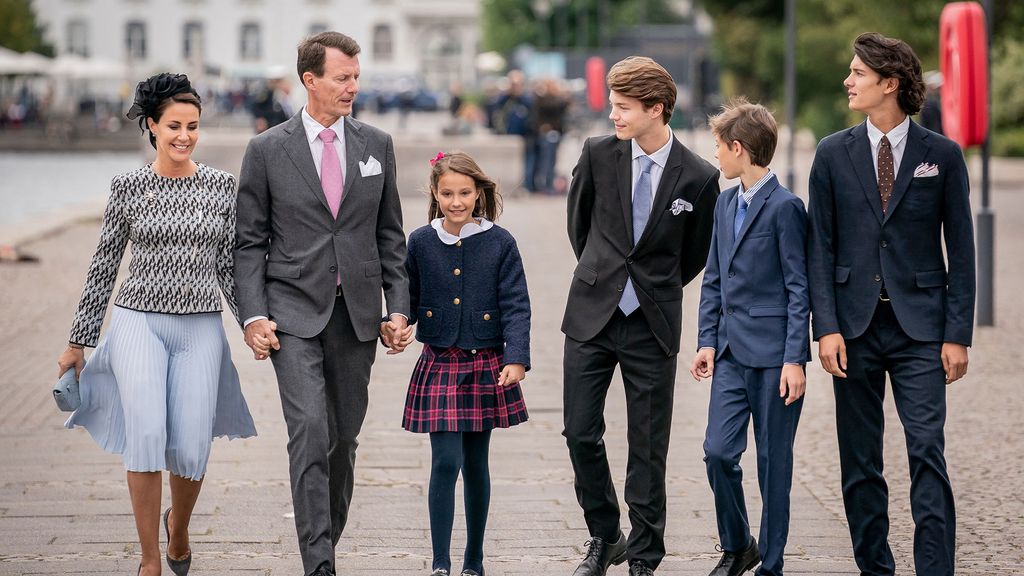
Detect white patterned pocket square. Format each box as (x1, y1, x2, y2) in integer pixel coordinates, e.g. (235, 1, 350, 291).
(359, 155, 382, 177)
(670, 198, 693, 215)
(913, 162, 939, 178)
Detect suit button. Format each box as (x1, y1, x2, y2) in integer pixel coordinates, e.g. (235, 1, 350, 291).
(616, 284, 624, 292)
(874, 274, 881, 282)
(454, 297, 461, 305)
(729, 271, 736, 278)
(626, 258, 633, 264)
(426, 310, 433, 318)
(455, 240, 462, 247)
(727, 308, 734, 315)
(483, 313, 491, 321)
(334, 231, 341, 236)
(329, 265, 337, 272)
(454, 268, 461, 276)
(880, 240, 888, 248)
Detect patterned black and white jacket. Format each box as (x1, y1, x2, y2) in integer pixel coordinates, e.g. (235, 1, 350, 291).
(69, 163, 239, 347)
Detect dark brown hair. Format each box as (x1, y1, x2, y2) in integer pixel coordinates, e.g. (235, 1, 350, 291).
(297, 31, 361, 80)
(853, 32, 925, 115)
(125, 73, 202, 149)
(708, 97, 778, 168)
(606, 56, 676, 124)
(427, 152, 502, 222)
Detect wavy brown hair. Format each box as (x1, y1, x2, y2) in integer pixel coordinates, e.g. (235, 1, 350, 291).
(427, 152, 502, 222)
(606, 56, 676, 125)
(853, 32, 925, 115)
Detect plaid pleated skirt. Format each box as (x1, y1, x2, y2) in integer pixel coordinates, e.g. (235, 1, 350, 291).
(402, 345, 529, 433)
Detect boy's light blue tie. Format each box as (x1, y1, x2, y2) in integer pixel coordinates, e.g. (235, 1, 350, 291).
(618, 156, 654, 315)
(734, 194, 748, 240)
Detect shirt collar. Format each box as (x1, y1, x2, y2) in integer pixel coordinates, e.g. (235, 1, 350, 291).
(430, 217, 494, 245)
(737, 169, 775, 204)
(866, 115, 910, 151)
(630, 126, 674, 169)
(301, 107, 345, 146)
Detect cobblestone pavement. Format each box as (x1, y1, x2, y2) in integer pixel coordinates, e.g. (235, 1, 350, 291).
(1, 138, 1022, 575)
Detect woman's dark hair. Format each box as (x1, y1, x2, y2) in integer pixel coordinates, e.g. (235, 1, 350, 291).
(853, 32, 925, 116)
(125, 73, 202, 149)
(427, 151, 502, 223)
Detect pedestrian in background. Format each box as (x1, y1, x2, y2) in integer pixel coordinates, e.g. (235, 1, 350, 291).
(394, 151, 531, 576)
(57, 72, 256, 576)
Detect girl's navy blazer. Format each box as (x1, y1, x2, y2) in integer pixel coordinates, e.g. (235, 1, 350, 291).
(406, 223, 531, 369)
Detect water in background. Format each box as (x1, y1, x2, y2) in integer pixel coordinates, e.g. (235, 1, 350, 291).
(0, 152, 141, 227)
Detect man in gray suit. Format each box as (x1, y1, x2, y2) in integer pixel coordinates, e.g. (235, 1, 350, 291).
(234, 31, 409, 576)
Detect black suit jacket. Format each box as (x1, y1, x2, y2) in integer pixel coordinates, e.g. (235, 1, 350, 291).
(562, 134, 719, 355)
(807, 119, 975, 345)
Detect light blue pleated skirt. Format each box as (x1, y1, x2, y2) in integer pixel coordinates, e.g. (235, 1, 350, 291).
(65, 306, 257, 480)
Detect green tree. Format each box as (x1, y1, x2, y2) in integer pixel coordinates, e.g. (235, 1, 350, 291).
(0, 0, 53, 55)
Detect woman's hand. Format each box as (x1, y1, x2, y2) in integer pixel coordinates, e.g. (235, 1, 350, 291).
(497, 363, 526, 387)
(57, 346, 86, 379)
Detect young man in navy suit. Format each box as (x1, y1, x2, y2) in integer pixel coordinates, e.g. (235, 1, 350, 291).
(691, 99, 809, 576)
(807, 33, 975, 576)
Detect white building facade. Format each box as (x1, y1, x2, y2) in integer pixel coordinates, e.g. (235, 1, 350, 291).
(32, 0, 480, 90)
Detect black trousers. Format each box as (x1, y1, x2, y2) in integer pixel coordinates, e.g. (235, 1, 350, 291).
(835, 301, 955, 576)
(271, 295, 377, 576)
(562, 310, 677, 569)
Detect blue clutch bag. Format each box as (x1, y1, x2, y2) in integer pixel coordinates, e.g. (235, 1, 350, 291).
(53, 369, 81, 412)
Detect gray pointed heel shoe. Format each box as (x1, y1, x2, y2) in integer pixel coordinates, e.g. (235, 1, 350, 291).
(162, 507, 192, 576)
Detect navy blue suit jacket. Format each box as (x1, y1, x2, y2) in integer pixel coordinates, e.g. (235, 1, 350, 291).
(697, 175, 811, 367)
(807, 120, 975, 345)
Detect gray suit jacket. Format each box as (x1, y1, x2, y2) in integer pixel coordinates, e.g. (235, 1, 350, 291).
(234, 113, 409, 342)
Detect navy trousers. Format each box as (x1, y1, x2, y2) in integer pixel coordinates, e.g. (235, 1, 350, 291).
(835, 300, 955, 576)
(703, 350, 802, 576)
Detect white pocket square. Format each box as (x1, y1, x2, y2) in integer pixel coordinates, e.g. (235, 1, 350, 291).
(670, 198, 693, 215)
(359, 156, 382, 177)
(913, 162, 939, 178)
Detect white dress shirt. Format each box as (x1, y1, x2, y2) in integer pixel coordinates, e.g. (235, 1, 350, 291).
(866, 115, 910, 180)
(630, 126, 674, 212)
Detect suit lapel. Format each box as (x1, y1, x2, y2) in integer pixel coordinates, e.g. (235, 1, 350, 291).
(282, 115, 331, 213)
(341, 116, 368, 218)
(883, 120, 930, 222)
(844, 122, 884, 224)
(634, 137, 683, 250)
(722, 186, 738, 258)
(615, 140, 634, 243)
(728, 176, 779, 263)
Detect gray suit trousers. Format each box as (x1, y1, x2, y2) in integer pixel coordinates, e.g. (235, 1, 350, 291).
(271, 294, 376, 575)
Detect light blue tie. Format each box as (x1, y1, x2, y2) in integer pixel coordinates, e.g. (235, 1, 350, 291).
(734, 194, 748, 240)
(618, 156, 654, 315)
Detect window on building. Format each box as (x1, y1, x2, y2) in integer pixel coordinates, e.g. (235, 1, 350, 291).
(126, 20, 147, 60)
(183, 21, 204, 61)
(240, 22, 261, 61)
(373, 24, 393, 62)
(67, 19, 89, 57)
(309, 22, 328, 36)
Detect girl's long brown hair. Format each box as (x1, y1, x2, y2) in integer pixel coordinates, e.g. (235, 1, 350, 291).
(427, 151, 502, 222)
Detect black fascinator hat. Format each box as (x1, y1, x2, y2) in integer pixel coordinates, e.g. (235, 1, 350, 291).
(125, 73, 201, 149)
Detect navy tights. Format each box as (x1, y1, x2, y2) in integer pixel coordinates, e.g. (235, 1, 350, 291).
(429, 430, 492, 574)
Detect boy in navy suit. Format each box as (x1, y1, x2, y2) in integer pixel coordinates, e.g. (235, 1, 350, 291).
(691, 99, 810, 576)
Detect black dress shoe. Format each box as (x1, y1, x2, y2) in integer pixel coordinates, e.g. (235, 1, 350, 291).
(308, 567, 335, 576)
(708, 537, 759, 576)
(162, 508, 192, 576)
(628, 559, 655, 575)
(572, 532, 627, 576)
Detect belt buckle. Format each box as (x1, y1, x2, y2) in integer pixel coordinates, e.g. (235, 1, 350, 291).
(879, 288, 891, 302)
(336, 284, 343, 297)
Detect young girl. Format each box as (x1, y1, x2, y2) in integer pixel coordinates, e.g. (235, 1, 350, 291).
(395, 151, 531, 576)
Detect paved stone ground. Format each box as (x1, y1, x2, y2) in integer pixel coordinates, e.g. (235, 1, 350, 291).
(1, 133, 1022, 575)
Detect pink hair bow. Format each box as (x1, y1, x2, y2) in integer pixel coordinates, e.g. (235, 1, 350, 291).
(429, 152, 445, 166)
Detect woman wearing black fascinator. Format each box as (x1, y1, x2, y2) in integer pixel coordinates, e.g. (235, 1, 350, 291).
(56, 72, 256, 576)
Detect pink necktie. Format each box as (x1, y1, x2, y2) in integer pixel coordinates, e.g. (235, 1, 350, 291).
(318, 128, 343, 218)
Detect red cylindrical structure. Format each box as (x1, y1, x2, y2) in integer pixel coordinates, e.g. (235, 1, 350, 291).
(940, 1, 989, 148)
(585, 57, 607, 113)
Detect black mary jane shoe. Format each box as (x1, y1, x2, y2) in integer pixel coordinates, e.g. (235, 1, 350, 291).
(162, 507, 193, 576)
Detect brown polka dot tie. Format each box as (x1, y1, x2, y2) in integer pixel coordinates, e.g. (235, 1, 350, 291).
(878, 135, 894, 212)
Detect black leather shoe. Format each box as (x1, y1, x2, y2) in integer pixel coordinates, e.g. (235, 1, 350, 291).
(628, 559, 655, 575)
(430, 570, 449, 576)
(708, 537, 759, 576)
(572, 532, 627, 576)
(308, 567, 335, 576)
(162, 508, 192, 576)
(460, 570, 482, 576)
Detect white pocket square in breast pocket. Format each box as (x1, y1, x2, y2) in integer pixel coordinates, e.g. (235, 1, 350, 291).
(670, 198, 693, 215)
(913, 162, 939, 178)
(359, 156, 382, 177)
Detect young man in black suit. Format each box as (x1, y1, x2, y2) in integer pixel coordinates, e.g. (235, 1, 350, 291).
(562, 56, 719, 576)
(808, 33, 975, 576)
